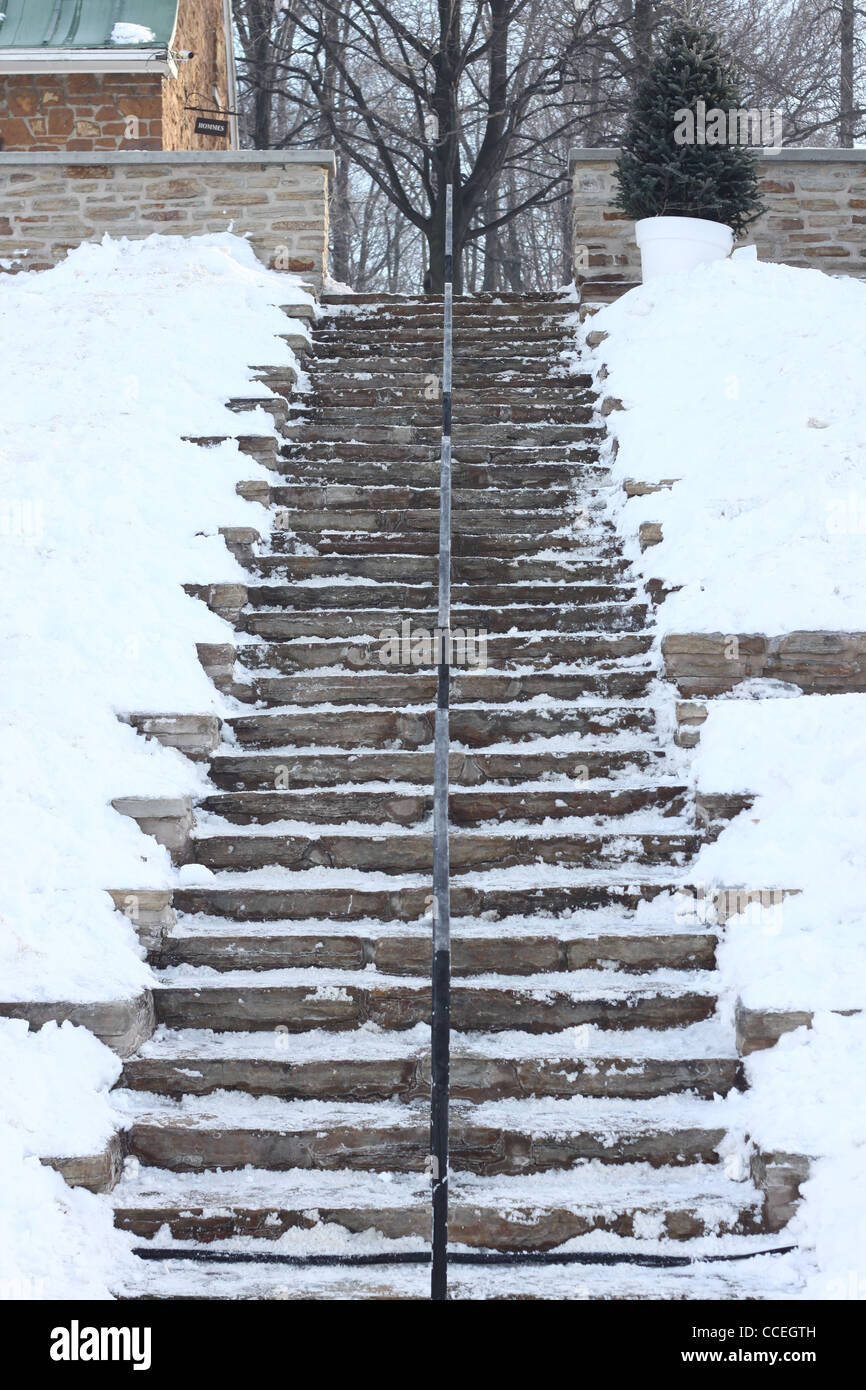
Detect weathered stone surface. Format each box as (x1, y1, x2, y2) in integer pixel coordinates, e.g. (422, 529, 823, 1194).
(663, 630, 866, 696)
(111, 795, 195, 863)
(750, 1149, 811, 1232)
(1, 152, 334, 288)
(735, 1000, 813, 1055)
(153, 981, 715, 1035)
(42, 1132, 124, 1193)
(108, 887, 175, 953)
(124, 712, 221, 760)
(0, 991, 154, 1058)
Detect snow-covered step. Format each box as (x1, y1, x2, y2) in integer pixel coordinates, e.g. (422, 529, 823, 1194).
(171, 872, 704, 925)
(227, 704, 657, 750)
(113, 1246, 804, 1301)
(244, 577, 634, 609)
(121, 1021, 739, 1101)
(198, 784, 688, 828)
(235, 631, 653, 673)
(157, 915, 716, 975)
(112, 1160, 763, 1247)
(150, 964, 717, 1034)
(245, 670, 655, 707)
(207, 746, 667, 790)
(115, 1090, 729, 1175)
(269, 462, 609, 492)
(188, 825, 701, 875)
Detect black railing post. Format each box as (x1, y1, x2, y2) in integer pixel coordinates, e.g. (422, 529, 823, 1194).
(430, 182, 453, 1303)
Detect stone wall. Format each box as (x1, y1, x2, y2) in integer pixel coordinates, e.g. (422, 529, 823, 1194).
(0, 73, 163, 152)
(0, 150, 334, 288)
(662, 631, 866, 697)
(569, 148, 866, 286)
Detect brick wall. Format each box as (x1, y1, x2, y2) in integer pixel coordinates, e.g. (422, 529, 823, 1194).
(569, 148, 866, 286)
(0, 73, 163, 152)
(0, 151, 334, 289)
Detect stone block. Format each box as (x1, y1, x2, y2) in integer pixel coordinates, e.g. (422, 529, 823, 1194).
(0, 992, 155, 1059)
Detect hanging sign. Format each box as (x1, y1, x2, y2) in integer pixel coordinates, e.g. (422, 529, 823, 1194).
(194, 116, 229, 137)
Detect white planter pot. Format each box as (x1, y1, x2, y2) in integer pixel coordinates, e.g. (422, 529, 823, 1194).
(635, 215, 733, 281)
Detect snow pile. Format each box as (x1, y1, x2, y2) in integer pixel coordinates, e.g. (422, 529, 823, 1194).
(0, 232, 310, 1296)
(0, 1019, 133, 1299)
(110, 23, 156, 44)
(0, 232, 310, 1001)
(692, 691, 866, 1012)
(732, 1014, 866, 1300)
(587, 251, 866, 635)
(585, 256, 866, 1297)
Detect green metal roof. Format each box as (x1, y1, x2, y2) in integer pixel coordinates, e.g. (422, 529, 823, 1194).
(0, 2, 179, 49)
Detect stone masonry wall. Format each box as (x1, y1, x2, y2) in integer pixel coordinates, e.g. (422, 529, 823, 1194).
(569, 148, 866, 285)
(0, 73, 163, 152)
(0, 151, 334, 289)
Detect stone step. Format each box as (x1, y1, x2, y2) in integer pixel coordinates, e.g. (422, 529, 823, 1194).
(112, 1161, 762, 1250)
(278, 441, 602, 465)
(191, 828, 700, 875)
(305, 387, 595, 408)
(240, 604, 647, 638)
(208, 747, 665, 790)
(282, 424, 605, 445)
(247, 670, 654, 707)
(269, 483, 575, 510)
(227, 703, 655, 749)
(198, 784, 688, 827)
(271, 459, 607, 488)
(244, 579, 634, 610)
(267, 507, 589, 535)
(293, 403, 594, 425)
(266, 530, 620, 558)
(235, 630, 652, 671)
(112, 1242, 797, 1300)
(171, 877, 693, 924)
(312, 362, 591, 382)
(121, 1028, 738, 1102)
(246, 553, 630, 584)
(117, 1092, 727, 1174)
(317, 319, 571, 337)
(157, 922, 714, 976)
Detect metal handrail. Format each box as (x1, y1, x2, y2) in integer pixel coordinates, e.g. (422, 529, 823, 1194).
(430, 183, 454, 1303)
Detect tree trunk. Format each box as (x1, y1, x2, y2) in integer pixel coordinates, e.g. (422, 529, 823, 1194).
(840, 0, 855, 146)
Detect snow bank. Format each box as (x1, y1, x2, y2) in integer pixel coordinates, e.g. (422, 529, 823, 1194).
(585, 255, 866, 1296)
(731, 1014, 866, 1300)
(0, 233, 309, 1295)
(0, 232, 309, 1001)
(0, 1019, 134, 1299)
(692, 692, 866, 1012)
(588, 252, 866, 635)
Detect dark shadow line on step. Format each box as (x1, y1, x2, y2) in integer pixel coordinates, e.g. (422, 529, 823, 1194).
(132, 1246, 796, 1268)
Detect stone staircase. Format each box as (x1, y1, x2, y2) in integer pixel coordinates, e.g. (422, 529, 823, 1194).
(111, 291, 789, 1300)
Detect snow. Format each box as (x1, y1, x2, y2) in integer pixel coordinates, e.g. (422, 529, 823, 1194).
(692, 692, 866, 1013)
(587, 253, 866, 635)
(0, 233, 310, 1002)
(0, 1019, 135, 1299)
(0, 233, 310, 1295)
(586, 254, 866, 1299)
(110, 23, 156, 45)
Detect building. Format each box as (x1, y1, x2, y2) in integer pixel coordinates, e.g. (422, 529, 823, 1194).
(0, 1, 238, 152)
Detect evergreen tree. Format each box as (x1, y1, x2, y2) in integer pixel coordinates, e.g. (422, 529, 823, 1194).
(614, 12, 765, 236)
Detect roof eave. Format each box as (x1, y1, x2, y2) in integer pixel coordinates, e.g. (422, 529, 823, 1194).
(0, 48, 171, 75)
